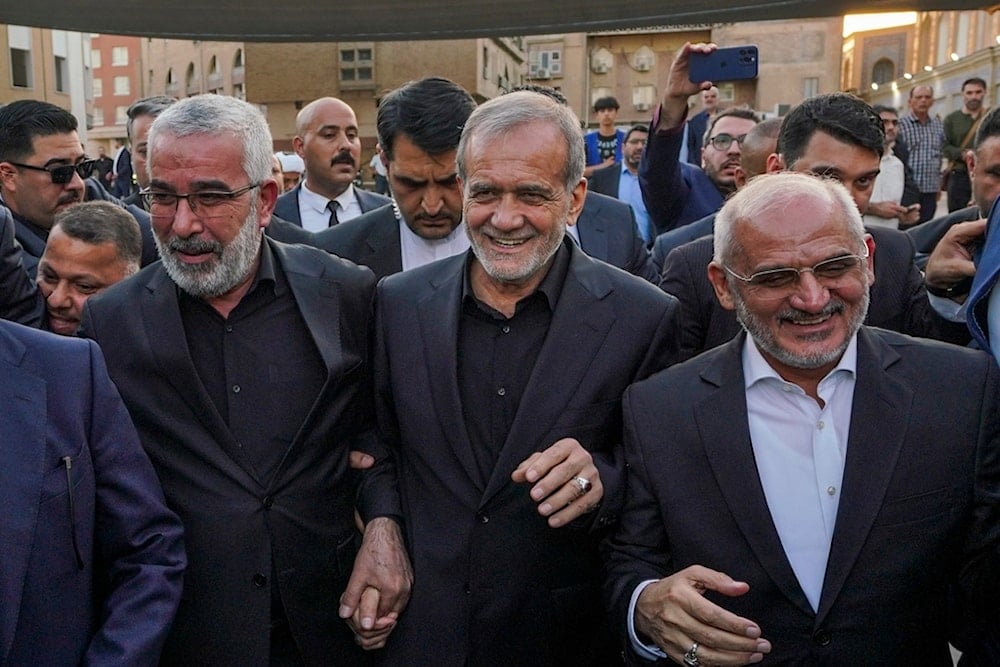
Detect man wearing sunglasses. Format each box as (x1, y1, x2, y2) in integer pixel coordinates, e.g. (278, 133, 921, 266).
(637, 43, 758, 236)
(0, 99, 155, 277)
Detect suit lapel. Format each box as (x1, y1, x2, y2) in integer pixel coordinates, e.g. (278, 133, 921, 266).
(140, 267, 263, 484)
(0, 332, 45, 661)
(480, 247, 616, 506)
(364, 212, 403, 277)
(697, 335, 815, 617)
(816, 329, 909, 623)
(576, 194, 609, 263)
(416, 256, 485, 486)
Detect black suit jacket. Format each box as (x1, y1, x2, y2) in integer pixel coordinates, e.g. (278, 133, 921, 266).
(80, 239, 377, 667)
(273, 183, 391, 227)
(367, 241, 680, 665)
(660, 226, 971, 361)
(651, 212, 715, 271)
(605, 328, 1000, 664)
(312, 204, 403, 280)
(587, 161, 622, 198)
(0, 205, 43, 327)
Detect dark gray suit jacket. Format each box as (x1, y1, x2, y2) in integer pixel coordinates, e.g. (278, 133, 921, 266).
(587, 161, 622, 198)
(606, 328, 1000, 664)
(366, 240, 680, 665)
(659, 226, 971, 361)
(0, 205, 43, 327)
(80, 238, 378, 667)
(273, 183, 391, 227)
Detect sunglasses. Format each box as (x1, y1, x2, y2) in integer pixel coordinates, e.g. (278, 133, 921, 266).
(7, 159, 97, 184)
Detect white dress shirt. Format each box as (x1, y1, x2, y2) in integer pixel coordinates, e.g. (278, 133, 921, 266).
(862, 151, 905, 229)
(628, 335, 858, 659)
(297, 181, 364, 232)
(398, 215, 469, 272)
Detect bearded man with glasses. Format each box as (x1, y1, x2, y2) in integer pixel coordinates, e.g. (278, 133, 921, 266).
(637, 43, 759, 236)
(606, 172, 1000, 666)
(80, 94, 411, 666)
(0, 99, 158, 278)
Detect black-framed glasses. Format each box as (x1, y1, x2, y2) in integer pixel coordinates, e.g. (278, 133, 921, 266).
(723, 250, 869, 299)
(140, 183, 261, 217)
(708, 133, 748, 152)
(8, 159, 97, 185)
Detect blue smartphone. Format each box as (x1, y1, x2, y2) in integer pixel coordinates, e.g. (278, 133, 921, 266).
(688, 45, 759, 83)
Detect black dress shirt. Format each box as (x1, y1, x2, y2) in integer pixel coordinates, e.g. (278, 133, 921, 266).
(457, 244, 570, 484)
(179, 241, 325, 485)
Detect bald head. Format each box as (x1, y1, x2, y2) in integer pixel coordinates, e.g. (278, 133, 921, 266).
(292, 97, 361, 199)
(739, 117, 783, 180)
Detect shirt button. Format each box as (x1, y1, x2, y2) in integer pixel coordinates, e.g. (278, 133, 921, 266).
(477, 513, 489, 524)
(263, 495, 274, 509)
(225, 324, 233, 333)
(252, 573, 267, 588)
(501, 325, 510, 334)
(827, 486, 836, 496)
(817, 420, 825, 430)
(232, 385, 241, 394)
(782, 385, 794, 392)
(497, 387, 506, 396)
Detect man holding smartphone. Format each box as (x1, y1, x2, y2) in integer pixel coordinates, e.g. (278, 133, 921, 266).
(638, 42, 758, 236)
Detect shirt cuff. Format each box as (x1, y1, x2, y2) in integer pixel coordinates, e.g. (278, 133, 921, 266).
(927, 292, 966, 321)
(628, 579, 669, 661)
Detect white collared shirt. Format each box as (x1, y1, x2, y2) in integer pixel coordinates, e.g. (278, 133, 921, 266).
(628, 335, 858, 660)
(398, 215, 469, 272)
(297, 181, 364, 232)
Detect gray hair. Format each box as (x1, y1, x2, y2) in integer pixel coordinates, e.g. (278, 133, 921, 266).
(714, 172, 866, 265)
(456, 91, 584, 192)
(52, 201, 142, 276)
(147, 94, 272, 185)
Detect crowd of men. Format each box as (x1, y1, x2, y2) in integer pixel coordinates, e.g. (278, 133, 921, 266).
(1, 40, 1000, 667)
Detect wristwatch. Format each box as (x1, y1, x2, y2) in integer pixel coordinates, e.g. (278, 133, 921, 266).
(925, 276, 973, 298)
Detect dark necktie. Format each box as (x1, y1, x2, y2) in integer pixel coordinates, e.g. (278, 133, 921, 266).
(327, 200, 340, 227)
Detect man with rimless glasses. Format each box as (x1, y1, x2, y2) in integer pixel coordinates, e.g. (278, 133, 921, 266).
(0, 99, 155, 278)
(80, 95, 410, 665)
(606, 172, 1000, 666)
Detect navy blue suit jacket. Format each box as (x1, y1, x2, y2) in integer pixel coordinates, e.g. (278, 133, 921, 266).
(273, 183, 391, 227)
(0, 321, 184, 666)
(639, 122, 724, 236)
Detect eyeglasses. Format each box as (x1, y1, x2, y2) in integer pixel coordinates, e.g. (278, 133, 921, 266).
(723, 250, 869, 299)
(8, 159, 97, 185)
(140, 183, 261, 217)
(708, 133, 748, 152)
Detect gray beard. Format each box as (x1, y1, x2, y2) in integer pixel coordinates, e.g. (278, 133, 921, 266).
(155, 201, 262, 299)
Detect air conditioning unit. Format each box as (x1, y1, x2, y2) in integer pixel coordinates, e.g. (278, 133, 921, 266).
(533, 68, 551, 79)
(635, 60, 652, 72)
(592, 62, 608, 74)
(635, 102, 651, 112)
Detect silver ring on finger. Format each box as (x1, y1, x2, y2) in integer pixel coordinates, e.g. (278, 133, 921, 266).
(682, 641, 700, 666)
(571, 475, 592, 496)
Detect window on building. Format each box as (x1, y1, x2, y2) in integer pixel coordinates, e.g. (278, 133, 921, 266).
(186, 62, 197, 95)
(590, 87, 612, 107)
(234, 48, 244, 68)
(91, 48, 101, 69)
(233, 82, 245, 100)
(209, 55, 219, 75)
(482, 46, 489, 80)
(872, 58, 895, 84)
(55, 55, 68, 92)
(803, 76, 820, 99)
(8, 25, 32, 88)
(528, 46, 562, 79)
(111, 46, 128, 66)
(92, 108, 104, 126)
(717, 83, 735, 103)
(340, 45, 374, 85)
(632, 85, 656, 111)
(115, 106, 128, 125)
(93, 78, 103, 97)
(113, 75, 130, 96)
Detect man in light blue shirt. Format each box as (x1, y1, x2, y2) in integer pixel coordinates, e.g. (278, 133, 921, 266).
(588, 125, 653, 243)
